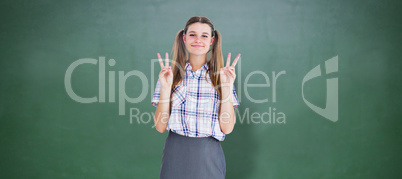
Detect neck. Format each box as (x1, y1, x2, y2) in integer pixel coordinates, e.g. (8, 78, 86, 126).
(188, 54, 207, 71)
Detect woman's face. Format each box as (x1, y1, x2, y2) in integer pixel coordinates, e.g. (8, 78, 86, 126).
(183, 22, 215, 56)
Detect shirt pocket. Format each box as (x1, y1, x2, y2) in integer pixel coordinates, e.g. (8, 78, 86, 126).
(199, 87, 220, 116)
(171, 85, 186, 108)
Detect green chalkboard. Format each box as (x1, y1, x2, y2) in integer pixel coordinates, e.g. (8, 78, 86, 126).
(1, 0, 401, 178)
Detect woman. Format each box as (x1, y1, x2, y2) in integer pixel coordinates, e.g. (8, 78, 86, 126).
(151, 16, 240, 179)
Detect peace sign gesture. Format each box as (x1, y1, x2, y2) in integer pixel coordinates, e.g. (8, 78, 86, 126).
(220, 53, 240, 86)
(157, 52, 173, 89)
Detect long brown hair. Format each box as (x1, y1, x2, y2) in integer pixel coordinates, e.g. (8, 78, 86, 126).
(170, 16, 224, 114)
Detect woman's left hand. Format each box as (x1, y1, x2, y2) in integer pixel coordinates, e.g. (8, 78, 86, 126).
(220, 53, 241, 87)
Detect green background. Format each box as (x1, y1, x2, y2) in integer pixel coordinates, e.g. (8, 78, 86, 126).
(1, 0, 401, 178)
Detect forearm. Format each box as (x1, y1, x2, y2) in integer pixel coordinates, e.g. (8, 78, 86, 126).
(219, 85, 236, 134)
(154, 89, 171, 133)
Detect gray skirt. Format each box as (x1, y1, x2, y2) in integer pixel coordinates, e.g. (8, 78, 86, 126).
(160, 131, 226, 179)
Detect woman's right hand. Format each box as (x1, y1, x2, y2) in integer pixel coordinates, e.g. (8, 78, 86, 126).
(153, 52, 172, 133)
(157, 52, 173, 90)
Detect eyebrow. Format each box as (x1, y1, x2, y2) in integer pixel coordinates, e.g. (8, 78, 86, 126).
(188, 31, 210, 35)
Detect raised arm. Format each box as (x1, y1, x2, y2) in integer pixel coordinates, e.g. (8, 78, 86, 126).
(154, 52, 173, 133)
(219, 53, 240, 134)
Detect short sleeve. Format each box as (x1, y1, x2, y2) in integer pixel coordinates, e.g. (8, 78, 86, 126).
(151, 80, 161, 107)
(232, 85, 240, 109)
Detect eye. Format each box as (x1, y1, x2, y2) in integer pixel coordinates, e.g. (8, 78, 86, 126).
(202, 35, 208, 38)
(189, 34, 195, 36)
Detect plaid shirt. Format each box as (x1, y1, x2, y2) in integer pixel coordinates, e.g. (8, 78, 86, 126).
(152, 62, 239, 141)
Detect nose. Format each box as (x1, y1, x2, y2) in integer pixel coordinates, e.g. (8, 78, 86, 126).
(195, 36, 201, 43)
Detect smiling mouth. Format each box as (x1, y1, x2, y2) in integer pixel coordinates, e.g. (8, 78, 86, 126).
(192, 45, 204, 48)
